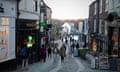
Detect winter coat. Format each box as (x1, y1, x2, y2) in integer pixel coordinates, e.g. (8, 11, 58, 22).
(59, 46, 66, 57)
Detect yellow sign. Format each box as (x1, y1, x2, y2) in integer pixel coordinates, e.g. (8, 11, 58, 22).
(26, 23, 37, 27)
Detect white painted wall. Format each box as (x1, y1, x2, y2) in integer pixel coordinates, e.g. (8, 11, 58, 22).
(0, 0, 16, 63)
(108, 0, 120, 13)
(19, 0, 40, 20)
(46, 7, 52, 24)
(0, 0, 16, 17)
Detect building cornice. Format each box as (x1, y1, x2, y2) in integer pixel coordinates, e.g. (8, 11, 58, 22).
(19, 9, 40, 16)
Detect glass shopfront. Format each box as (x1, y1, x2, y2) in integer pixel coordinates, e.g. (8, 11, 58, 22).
(108, 27, 120, 58)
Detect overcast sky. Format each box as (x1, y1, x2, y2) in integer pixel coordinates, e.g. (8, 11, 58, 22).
(44, 0, 94, 20)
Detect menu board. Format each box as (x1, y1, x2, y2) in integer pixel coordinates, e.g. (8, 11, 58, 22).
(99, 54, 109, 69)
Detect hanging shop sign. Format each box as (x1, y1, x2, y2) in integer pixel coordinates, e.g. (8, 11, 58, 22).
(39, 22, 46, 27)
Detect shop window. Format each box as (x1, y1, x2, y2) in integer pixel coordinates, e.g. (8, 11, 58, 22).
(0, 17, 9, 25)
(119, 28, 120, 57)
(111, 28, 119, 57)
(0, 26, 9, 60)
(92, 40, 97, 51)
(94, 3, 97, 15)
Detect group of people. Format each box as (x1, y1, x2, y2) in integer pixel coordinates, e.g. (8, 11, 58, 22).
(62, 36, 79, 57)
(19, 43, 66, 70)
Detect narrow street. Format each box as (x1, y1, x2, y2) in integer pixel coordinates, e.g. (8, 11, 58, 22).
(6, 39, 116, 72)
(8, 55, 116, 72)
(0, 0, 120, 71)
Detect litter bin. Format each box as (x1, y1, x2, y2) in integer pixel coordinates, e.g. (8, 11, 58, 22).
(109, 59, 117, 71)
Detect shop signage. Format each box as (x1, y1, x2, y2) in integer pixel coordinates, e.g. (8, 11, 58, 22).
(39, 22, 46, 27)
(26, 23, 37, 27)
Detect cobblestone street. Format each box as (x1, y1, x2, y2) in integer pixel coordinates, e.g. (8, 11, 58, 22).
(49, 55, 117, 72)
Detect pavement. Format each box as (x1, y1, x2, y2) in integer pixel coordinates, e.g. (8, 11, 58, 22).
(49, 55, 117, 72)
(8, 57, 59, 72)
(3, 55, 118, 72)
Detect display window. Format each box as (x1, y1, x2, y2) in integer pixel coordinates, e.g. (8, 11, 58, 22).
(109, 27, 120, 58)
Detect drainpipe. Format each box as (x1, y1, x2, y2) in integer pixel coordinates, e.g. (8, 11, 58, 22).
(16, 0, 20, 19)
(16, 0, 19, 65)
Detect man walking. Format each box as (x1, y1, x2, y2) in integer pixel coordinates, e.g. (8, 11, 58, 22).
(20, 44, 29, 70)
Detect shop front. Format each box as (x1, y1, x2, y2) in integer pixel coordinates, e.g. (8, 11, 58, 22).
(106, 12, 120, 71)
(16, 19, 40, 65)
(108, 27, 120, 71)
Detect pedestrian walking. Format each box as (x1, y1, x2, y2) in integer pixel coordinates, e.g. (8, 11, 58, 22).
(47, 47, 52, 59)
(40, 45, 47, 62)
(59, 46, 66, 63)
(20, 44, 29, 70)
(70, 43, 74, 56)
(43, 45, 47, 62)
(40, 45, 43, 62)
(73, 45, 78, 57)
(53, 46, 58, 62)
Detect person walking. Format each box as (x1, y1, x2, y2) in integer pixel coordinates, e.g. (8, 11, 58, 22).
(47, 47, 52, 59)
(59, 46, 66, 63)
(43, 45, 47, 62)
(20, 44, 29, 70)
(53, 46, 58, 62)
(40, 45, 44, 62)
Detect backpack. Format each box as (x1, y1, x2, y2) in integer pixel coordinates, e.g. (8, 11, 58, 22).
(43, 48, 47, 55)
(20, 46, 27, 56)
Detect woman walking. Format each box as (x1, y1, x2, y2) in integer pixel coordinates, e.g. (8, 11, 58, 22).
(59, 46, 66, 63)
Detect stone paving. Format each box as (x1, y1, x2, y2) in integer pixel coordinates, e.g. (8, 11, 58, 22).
(8, 57, 58, 72)
(3, 55, 118, 72)
(57, 56, 79, 72)
(49, 55, 118, 72)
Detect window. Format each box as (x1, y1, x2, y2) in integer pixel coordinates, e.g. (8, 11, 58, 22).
(100, 0, 103, 13)
(110, 28, 119, 57)
(99, 19, 102, 34)
(0, 19, 9, 60)
(33, 0, 38, 12)
(108, 0, 114, 9)
(0, 17, 9, 25)
(105, 0, 109, 11)
(35, 1, 38, 11)
(94, 19, 96, 32)
(105, 21, 108, 35)
(94, 3, 97, 15)
(101, 21, 105, 34)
